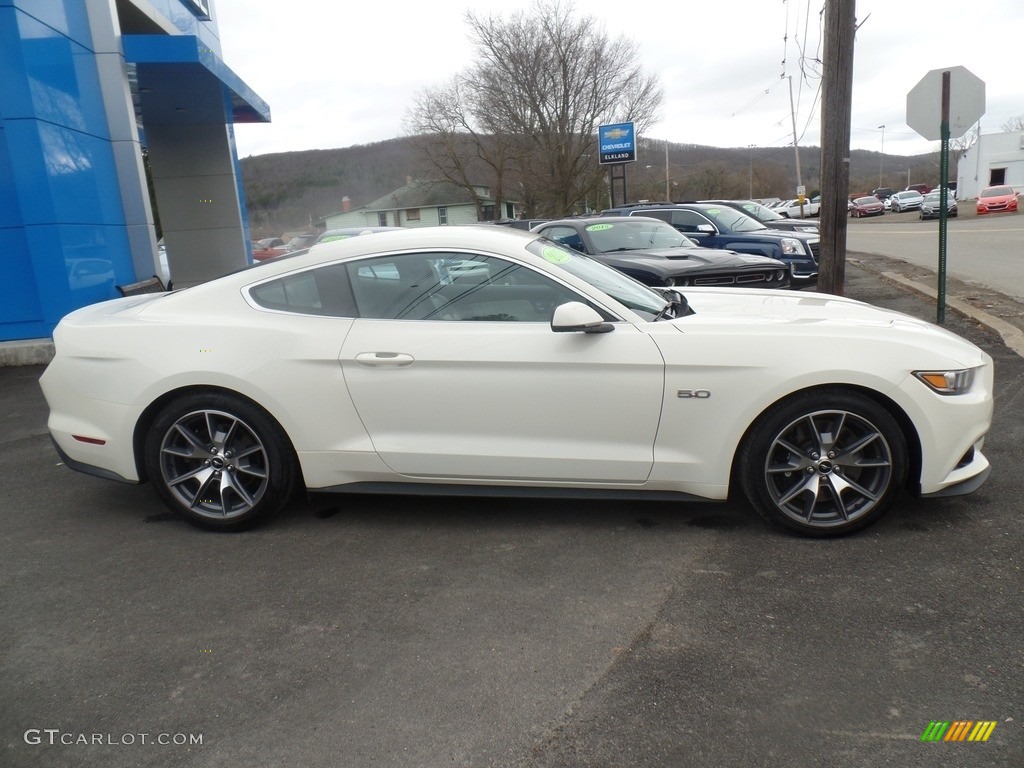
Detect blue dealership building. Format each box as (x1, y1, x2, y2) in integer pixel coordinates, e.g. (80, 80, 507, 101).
(0, 0, 268, 344)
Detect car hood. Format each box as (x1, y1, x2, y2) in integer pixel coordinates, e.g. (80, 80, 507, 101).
(601, 247, 784, 269)
(672, 287, 987, 365)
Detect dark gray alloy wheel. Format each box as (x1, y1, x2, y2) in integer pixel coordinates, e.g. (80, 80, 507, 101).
(144, 393, 297, 531)
(740, 390, 908, 537)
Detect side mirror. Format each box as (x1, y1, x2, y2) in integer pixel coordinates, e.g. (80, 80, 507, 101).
(551, 302, 614, 334)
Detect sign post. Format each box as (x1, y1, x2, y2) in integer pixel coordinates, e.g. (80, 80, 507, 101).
(598, 122, 637, 208)
(906, 66, 985, 324)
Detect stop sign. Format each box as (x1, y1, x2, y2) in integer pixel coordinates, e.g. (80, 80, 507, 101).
(906, 66, 985, 141)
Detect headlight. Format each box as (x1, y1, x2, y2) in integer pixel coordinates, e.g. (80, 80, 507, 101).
(780, 238, 803, 255)
(913, 368, 976, 395)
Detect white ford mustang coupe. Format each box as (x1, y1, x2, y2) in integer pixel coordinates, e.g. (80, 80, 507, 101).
(40, 227, 993, 537)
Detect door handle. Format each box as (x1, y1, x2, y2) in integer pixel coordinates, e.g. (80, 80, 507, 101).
(354, 352, 415, 367)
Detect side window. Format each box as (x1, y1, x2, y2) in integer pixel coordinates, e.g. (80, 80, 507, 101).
(249, 263, 357, 317)
(668, 210, 710, 232)
(539, 226, 585, 253)
(347, 252, 586, 322)
(639, 210, 672, 225)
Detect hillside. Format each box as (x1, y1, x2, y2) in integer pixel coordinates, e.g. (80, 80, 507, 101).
(238, 136, 942, 237)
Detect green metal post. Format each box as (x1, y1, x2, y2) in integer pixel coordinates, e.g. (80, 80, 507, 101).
(937, 72, 951, 325)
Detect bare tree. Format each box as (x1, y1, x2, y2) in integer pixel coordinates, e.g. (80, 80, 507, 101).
(949, 122, 980, 174)
(408, 0, 662, 218)
(409, 79, 513, 219)
(1001, 115, 1024, 132)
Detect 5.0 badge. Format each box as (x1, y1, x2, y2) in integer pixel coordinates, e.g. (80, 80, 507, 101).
(677, 389, 711, 399)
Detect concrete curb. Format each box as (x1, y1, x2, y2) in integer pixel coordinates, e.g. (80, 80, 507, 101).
(880, 271, 1024, 359)
(0, 339, 54, 368)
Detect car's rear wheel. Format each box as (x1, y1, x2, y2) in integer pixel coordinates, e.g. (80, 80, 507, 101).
(739, 390, 908, 537)
(144, 392, 298, 531)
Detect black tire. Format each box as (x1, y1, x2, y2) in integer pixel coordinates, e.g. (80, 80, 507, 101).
(143, 392, 299, 531)
(738, 389, 908, 537)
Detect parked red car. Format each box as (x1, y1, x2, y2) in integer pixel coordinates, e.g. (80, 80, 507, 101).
(975, 185, 1019, 215)
(252, 243, 288, 261)
(850, 196, 885, 218)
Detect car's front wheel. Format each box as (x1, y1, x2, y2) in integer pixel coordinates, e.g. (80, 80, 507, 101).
(144, 392, 299, 531)
(738, 389, 908, 537)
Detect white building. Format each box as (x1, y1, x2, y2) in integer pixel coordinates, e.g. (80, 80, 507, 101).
(957, 131, 1024, 200)
(324, 179, 520, 230)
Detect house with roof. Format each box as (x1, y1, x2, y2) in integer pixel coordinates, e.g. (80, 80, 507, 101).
(324, 179, 520, 229)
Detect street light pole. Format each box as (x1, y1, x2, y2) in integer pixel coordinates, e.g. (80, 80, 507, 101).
(878, 124, 886, 188)
(747, 144, 755, 199)
(664, 140, 670, 201)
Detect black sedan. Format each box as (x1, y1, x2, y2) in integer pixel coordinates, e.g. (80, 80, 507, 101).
(533, 217, 791, 289)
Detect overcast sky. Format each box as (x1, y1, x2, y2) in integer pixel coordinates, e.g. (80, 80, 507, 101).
(212, 0, 1023, 163)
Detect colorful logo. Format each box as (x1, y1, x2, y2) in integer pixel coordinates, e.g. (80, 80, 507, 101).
(921, 721, 997, 742)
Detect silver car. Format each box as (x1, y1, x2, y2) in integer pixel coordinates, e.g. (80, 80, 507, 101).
(890, 190, 925, 212)
(920, 191, 958, 220)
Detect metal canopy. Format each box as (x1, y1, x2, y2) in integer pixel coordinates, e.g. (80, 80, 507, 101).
(122, 35, 271, 125)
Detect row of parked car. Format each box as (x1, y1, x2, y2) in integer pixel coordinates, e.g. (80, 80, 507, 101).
(762, 198, 820, 219)
(251, 202, 822, 295)
(499, 201, 820, 291)
(250, 180, 1013, 302)
(851, 184, 1019, 218)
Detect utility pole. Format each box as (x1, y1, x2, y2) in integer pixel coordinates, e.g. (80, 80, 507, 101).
(787, 75, 803, 212)
(878, 124, 886, 187)
(748, 144, 756, 199)
(665, 140, 671, 201)
(818, 0, 856, 296)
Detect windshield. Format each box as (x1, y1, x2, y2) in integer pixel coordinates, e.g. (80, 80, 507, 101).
(743, 201, 784, 221)
(527, 238, 669, 318)
(584, 219, 694, 252)
(697, 206, 768, 233)
(982, 186, 1013, 197)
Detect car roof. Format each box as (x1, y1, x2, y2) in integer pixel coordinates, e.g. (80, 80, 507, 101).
(538, 215, 664, 226)
(143, 225, 654, 323)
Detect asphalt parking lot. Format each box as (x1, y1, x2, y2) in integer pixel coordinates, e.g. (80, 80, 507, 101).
(2, 257, 1022, 768)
